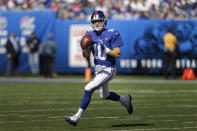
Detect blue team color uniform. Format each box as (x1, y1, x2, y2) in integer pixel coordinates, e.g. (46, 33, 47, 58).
(86, 28, 123, 67)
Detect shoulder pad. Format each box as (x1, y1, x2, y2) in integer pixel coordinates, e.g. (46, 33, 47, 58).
(107, 29, 120, 37)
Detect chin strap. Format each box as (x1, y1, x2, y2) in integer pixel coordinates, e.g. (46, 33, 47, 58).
(92, 24, 103, 31)
(91, 18, 106, 32)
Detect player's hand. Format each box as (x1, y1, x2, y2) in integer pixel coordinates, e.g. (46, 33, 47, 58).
(104, 48, 110, 54)
(7, 53, 11, 59)
(82, 48, 90, 57)
(100, 40, 110, 54)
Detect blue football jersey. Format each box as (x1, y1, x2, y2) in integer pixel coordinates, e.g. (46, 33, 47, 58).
(86, 29, 123, 67)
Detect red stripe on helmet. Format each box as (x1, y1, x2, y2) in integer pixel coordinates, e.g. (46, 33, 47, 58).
(94, 10, 97, 18)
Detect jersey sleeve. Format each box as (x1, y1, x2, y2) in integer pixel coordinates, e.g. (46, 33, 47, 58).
(110, 30, 124, 48)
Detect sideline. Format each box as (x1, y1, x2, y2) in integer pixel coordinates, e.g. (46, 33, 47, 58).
(0, 77, 197, 84)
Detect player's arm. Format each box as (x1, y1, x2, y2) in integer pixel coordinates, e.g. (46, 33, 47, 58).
(104, 30, 123, 58)
(107, 47, 120, 58)
(82, 48, 91, 57)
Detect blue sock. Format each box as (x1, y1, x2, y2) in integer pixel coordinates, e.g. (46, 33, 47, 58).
(106, 92, 120, 101)
(80, 90, 92, 110)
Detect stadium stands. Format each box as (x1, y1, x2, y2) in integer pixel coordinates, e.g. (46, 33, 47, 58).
(0, 0, 197, 20)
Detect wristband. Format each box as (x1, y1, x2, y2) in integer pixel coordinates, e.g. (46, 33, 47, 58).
(104, 48, 111, 54)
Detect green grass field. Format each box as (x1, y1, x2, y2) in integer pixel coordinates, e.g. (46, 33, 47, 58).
(0, 76, 197, 131)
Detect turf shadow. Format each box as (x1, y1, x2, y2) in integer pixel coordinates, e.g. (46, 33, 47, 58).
(112, 123, 154, 127)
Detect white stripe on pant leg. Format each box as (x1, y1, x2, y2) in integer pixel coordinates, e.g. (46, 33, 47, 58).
(97, 66, 116, 88)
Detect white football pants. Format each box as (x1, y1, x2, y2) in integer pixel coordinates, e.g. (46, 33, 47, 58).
(85, 66, 116, 99)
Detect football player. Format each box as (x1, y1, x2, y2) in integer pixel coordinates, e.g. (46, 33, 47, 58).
(65, 10, 133, 126)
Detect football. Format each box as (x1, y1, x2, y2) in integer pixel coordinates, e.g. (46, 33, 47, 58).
(80, 34, 92, 49)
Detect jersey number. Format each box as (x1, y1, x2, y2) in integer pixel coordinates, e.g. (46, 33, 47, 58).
(93, 44, 107, 60)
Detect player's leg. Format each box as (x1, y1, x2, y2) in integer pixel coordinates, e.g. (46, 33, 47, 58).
(164, 51, 170, 79)
(99, 82, 133, 114)
(99, 82, 120, 101)
(97, 67, 133, 114)
(28, 53, 34, 74)
(65, 83, 93, 126)
(34, 52, 40, 74)
(170, 51, 176, 79)
(77, 67, 117, 113)
(65, 67, 115, 126)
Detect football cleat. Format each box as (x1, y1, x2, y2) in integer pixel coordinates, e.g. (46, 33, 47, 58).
(121, 95, 133, 114)
(65, 114, 80, 127)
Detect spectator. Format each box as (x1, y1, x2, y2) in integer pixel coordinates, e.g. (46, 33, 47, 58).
(149, 4, 161, 19)
(43, 33, 57, 78)
(50, 1, 58, 11)
(112, 7, 125, 20)
(57, 2, 68, 19)
(33, 1, 46, 11)
(7, 0, 16, 10)
(84, 1, 95, 16)
(138, 11, 150, 19)
(1, 0, 197, 20)
(130, 0, 140, 11)
(138, 0, 150, 12)
(6, 32, 20, 76)
(21, 0, 32, 10)
(26, 32, 42, 75)
(163, 28, 178, 79)
(95, 1, 107, 15)
(189, 1, 197, 18)
(0, 0, 8, 11)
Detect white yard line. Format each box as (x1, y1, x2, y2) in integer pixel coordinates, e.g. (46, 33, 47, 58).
(183, 121, 197, 123)
(1, 105, 197, 113)
(113, 127, 197, 131)
(114, 89, 197, 93)
(0, 115, 197, 126)
(1, 110, 197, 118)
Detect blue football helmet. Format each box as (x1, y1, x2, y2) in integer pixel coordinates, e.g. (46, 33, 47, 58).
(90, 10, 107, 31)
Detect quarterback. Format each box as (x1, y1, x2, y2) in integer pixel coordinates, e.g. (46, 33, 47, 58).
(65, 10, 133, 126)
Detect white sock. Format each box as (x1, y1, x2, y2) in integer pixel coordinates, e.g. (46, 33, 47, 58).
(75, 108, 83, 117)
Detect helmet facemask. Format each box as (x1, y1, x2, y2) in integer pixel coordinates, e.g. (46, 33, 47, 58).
(90, 10, 107, 32)
(91, 18, 107, 32)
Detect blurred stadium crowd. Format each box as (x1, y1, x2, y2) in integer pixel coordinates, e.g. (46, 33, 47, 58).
(0, 0, 197, 20)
